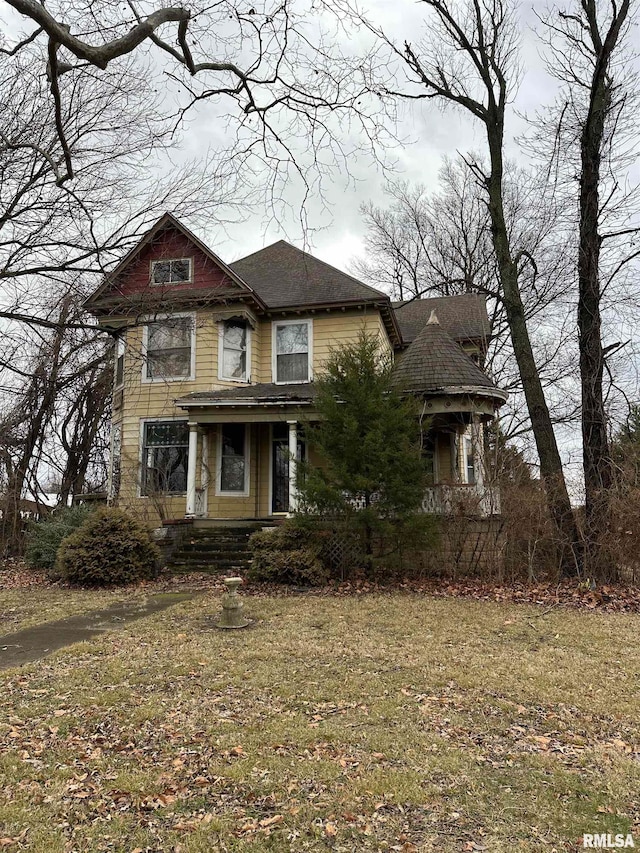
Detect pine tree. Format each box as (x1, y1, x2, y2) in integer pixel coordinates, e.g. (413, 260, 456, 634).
(297, 332, 435, 564)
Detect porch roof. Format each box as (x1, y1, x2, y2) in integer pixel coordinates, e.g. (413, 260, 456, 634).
(175, 382, 316, 409)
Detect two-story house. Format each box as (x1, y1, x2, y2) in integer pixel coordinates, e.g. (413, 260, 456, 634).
(86, 213, 507, 530)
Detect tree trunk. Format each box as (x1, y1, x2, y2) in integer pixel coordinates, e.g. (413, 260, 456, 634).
(578, 57, 615, 581)
(486, 127, 583, 575)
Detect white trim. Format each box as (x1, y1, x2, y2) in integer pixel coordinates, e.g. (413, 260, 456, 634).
(150, 257, 193, 285)
(141, 311, 196, 384)
(271, 318, 313, 384)
(137, 416, 189, 499)
(217, 318, 252, 383)
(215, 423, 250, 497)
(186, 423, 199, 516)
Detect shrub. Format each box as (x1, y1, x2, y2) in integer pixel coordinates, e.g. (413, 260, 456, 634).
(248, 524, 329, 586)
(56, 507, 160, 586)
(25, 506, 92, 576)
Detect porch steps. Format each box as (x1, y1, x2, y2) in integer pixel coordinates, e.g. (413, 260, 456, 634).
(167, 524, 270, 575)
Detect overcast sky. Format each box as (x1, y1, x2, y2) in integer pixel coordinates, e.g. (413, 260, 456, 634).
(171, 0, 564, 274)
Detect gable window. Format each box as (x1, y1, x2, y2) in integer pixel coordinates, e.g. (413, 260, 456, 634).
(141, 421, 189, 495)
(217, 424, 249, 494)
(273, 320, 312, 383)
(144, 315, 194, 381)
(219, 320, 250, 382)
(114, 334, 125, 388)
(151, 258, 192, 285)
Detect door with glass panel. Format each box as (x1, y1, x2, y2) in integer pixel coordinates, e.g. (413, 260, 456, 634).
(271, 424, 305, 513)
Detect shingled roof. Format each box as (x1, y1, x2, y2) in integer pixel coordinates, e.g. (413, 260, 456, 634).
(392, 294, 491, 345)
(392, 312, 505, 401)
(175, 383, 316, 407)
(230, 241, 387, 309)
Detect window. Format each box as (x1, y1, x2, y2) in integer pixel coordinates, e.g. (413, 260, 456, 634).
(219, 320, 249, 381)
(144, 315, 194, 381)
(218, 424, 248, 494)
(273, 320, 311, 383)
(151, 258, 192, 285)
(141, 421, 189, 495)
(110, 424, 122, 498)
(464, 437, 476, 485)
(422, 434, 436, 486)
(115, 334, 125, 388)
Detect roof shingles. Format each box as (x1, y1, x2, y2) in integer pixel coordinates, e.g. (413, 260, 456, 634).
(230, 241, 387, 308)
(392, 315, 504, 399)
(392, 293, 491, 344)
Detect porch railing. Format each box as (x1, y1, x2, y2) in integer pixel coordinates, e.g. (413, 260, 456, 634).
(421, 484, 501, 517)
(347, 484, 501, 517)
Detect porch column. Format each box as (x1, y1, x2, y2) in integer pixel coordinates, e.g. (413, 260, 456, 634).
(287, 420, 298, 513)
(185, 422, 199, 517)
(472, 416, 484, 490)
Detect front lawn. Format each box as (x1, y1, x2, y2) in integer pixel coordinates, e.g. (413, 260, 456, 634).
(0, 590, 638, 851)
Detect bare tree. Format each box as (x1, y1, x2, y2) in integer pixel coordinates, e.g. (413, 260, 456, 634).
(355, 159, 581, 447)
(0, 0, 387, 205)
(332, 0, 583, 570)
(356, 162, 496, 301)
(533, 0, 638, 579)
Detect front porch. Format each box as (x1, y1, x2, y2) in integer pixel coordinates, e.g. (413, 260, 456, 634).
(184, 418, 306, 522)
(171, 405, 500, 523)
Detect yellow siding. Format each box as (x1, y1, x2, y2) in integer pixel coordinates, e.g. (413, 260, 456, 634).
(113, 305, 393, 524)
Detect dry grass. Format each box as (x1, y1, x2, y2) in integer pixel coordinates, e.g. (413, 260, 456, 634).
(0, 590, 639, 852)
(0, 587, 151, 633)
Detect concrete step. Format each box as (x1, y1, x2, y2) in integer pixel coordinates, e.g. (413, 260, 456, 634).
(172, 551, 250, 564)
(170, 559, 252, 573)
(178, 543, 250, 553)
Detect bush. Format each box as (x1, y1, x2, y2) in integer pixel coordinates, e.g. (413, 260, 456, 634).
(56, 507, 160, 586)
(25, 506, 92, 576)
(248, 524, 329, 586)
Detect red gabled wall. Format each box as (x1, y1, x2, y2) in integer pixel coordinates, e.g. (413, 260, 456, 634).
(109, 226, 239, 297)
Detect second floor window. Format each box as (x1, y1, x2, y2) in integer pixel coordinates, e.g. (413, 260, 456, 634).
(274, 320, 311, 383)
(151, 258, 192, 285)
(144, 316, 194, 381)
(220, 320, 249, 381)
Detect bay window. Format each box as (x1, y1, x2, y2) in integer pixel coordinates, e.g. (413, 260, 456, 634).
(273, 319, 312, 383)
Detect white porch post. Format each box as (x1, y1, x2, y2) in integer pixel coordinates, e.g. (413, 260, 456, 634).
(287, 420, 298, 514)
(186, 422, 199, 517)
(472, 416, 484, 490)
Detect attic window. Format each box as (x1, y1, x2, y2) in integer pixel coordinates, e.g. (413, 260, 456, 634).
(151, 258, 192, 285)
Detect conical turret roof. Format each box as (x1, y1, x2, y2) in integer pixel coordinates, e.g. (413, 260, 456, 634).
(392, 311, 505, 400)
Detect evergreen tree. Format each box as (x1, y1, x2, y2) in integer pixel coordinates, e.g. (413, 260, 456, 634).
(297, 332, 435, 563)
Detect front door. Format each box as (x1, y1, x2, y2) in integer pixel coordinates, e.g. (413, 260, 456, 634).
(271, 424, 305, 513)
